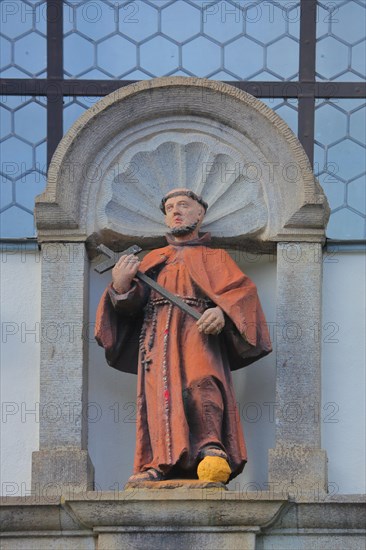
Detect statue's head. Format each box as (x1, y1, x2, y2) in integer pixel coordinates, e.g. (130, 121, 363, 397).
(160, 188, 208, 238)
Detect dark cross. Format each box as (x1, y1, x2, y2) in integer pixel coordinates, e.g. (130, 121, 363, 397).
(94, 243, 142, 274)
(94, 243, 201, 321)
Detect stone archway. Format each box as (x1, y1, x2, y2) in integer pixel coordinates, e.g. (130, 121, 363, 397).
(33, 77, 329, 494)
(36, 77, 327, 246)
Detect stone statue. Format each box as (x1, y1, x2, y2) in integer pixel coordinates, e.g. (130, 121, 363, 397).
(95, 188, 272, 486)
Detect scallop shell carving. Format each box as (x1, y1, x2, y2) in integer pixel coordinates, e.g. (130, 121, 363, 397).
(104, 141, 268, 238)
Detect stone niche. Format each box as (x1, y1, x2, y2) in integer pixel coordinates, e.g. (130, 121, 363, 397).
(8, 77, 359, 550)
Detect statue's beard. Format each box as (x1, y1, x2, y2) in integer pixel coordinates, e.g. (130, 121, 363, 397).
(168, 219, 200, 237)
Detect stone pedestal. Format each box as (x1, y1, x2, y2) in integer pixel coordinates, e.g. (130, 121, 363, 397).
(31, 243, 94, 494)
(269, 243, 328, 495)
(65, 490, 284, 550)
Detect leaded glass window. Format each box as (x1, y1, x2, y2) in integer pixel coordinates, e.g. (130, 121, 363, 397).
(0, 0, 365, 240)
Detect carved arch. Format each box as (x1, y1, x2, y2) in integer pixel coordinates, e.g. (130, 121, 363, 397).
(35, 77, 329, 248)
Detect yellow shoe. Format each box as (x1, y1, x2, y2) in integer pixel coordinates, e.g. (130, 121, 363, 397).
(197, 455, 231, 483)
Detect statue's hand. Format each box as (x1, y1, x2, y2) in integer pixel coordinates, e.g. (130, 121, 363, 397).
(197, 306, 225, 335)
(112, 254, 141, 294)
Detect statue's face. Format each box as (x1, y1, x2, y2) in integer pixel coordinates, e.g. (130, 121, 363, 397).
(164, 195, 204, 232)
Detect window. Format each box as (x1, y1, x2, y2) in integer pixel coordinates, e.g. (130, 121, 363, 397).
(1, 0, 365, 240)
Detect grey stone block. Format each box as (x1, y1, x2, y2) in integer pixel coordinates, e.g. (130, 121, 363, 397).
(257, 533, 366, 550)
(96, 528, 257, 550)
(0, 535, 95, 550)
(32, 243, 94, 495)
(39, 243, 89, 449)
(268, 445, 328, 497)
(32, 449, 94, 496)
(270, 243, 328, 492)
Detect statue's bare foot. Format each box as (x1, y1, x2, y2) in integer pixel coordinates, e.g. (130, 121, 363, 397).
(127, 468, 164, 484)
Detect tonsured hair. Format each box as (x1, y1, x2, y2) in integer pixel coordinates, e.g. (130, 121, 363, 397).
(160, 190, 208, 214)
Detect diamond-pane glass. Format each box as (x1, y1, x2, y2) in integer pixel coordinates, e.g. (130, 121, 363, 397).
(316, 0, 366, 81)
(0, 96, 47, 238)
(0, 0, 47, 78)
(63, 0, 300, 79)
(315, 99, 366, 239)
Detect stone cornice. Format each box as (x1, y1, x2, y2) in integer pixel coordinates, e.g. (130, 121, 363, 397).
(1, 493, 364, 533)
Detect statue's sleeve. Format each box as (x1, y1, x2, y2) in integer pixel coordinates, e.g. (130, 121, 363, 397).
(95, 280, 149, 374)
(108, 280, 150, 316)
(215, 251, 272, 367)
(221, 314, 270, 369)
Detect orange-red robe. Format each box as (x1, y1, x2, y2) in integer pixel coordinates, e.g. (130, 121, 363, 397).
(95, 235, 272, 480)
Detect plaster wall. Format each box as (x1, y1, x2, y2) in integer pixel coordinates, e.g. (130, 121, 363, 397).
(322, 251, 366, 495)
(0, 249, 41, 497)
(0, 250, 365, 497)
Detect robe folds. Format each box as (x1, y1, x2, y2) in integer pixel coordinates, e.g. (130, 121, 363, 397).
(95, 236, 272, 480)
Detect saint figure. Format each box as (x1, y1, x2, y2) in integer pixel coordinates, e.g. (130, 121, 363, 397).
(95, 188, 271, 484)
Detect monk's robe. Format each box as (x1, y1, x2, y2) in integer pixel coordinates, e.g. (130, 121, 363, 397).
(95, 234, 272, 480)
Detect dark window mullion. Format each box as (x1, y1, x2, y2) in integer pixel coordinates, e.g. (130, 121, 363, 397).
(1, 79, 364, 98)
(298, 96, 315, 166)
(298, 0, 317, 166)
(47, 0, 64, 167)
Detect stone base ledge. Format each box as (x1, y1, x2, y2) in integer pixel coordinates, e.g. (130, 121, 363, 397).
(0, 493, 364, 550)
(0, 540, 94, 550)
(256, 530, 366, 550)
